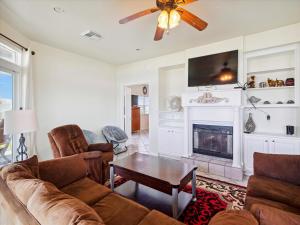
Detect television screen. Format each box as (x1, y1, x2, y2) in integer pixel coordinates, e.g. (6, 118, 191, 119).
(188, 50, 238, 87)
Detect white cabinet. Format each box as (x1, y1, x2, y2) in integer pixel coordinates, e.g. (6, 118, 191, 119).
(270, 138, 300, 155)
(244, 135, 269, 173)
(158, 127, 184, 157)
(244, 134, 300, 174)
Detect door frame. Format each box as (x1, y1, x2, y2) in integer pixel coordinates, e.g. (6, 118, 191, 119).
(121, 82, 151, 139)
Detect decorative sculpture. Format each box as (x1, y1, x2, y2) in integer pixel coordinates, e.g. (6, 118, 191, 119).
(245, 113, 256, 133)
(189, 92, 229, 104)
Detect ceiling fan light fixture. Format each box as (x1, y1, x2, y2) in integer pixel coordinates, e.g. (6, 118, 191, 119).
(158, 10, 169, 29)
(169, 9, 181, 29)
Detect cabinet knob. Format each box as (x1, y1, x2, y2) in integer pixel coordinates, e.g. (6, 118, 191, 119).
(265, 140, 268, 142)
(272, 140, 275, 142)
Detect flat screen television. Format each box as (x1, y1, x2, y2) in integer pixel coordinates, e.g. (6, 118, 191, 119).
(188, 50, 238, 87)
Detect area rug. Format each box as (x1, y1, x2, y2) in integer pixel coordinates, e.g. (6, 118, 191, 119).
(108, 175, 246, 225)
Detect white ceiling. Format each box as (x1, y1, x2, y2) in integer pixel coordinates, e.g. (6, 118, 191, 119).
(1, 0, 300, 65)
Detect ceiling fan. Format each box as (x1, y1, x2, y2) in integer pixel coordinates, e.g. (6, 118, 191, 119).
(119, 0, 208, 41)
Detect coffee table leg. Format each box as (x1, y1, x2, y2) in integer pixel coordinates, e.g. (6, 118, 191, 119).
(192, 169, 197, 201)
(110, 165, 115, 191)
(172, 187, 178, 218)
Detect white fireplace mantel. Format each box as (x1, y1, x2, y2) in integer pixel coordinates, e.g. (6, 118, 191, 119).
(182, 89, 243, 168)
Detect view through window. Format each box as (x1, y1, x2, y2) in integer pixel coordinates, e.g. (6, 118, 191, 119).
(0, 70, 13, 165)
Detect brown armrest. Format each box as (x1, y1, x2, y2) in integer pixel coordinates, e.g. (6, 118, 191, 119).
(250, 203, 300, 225)
(88, 143, 113, 152)
(78, 151, 102, 159)
(78, 152, 103, 183)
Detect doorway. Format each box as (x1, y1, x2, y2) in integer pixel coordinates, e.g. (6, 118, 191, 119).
(124, 84, 149, 153)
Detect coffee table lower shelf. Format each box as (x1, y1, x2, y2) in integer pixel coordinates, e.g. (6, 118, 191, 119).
(114, 180, 192, 218)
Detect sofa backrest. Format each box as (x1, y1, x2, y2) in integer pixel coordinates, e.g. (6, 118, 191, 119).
(254, 152, 300, 185)
(48, 124, 89, 157)
(39, 154, 88, 188)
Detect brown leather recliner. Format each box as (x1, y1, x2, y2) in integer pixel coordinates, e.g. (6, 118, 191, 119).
(245, 152, 300, 225)
(48, 124, 113, 184)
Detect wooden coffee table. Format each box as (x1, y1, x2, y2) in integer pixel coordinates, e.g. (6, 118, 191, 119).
(109, 153, 197, 218)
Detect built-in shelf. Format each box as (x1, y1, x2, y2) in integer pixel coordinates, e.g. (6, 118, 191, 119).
(244, 104, 299, 108)
(247, 86, 295, 91)
(247, 67, 295, 75)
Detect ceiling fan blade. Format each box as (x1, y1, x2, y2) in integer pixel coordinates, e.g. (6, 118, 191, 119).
(119, 7, 160, 24)
(154, 25, 165, 41)
(177, 8, 208, 31)
(176, 0, 198, 6)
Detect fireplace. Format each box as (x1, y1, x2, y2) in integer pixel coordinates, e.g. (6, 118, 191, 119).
(193, 124, 233, 159)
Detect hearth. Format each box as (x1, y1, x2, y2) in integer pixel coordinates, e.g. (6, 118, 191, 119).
(193, 124, 233, 159)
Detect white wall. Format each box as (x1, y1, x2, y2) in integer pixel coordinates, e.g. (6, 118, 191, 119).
(32, 41, 116, 160)
(116, 22, 300, 155)
(1, 19, 117, 160)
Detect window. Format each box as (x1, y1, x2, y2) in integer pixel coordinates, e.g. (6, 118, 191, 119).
(0, 42, 21, 65)
(0, 39, 22, 165)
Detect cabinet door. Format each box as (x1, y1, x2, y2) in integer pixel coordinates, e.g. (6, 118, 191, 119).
(170, 129, 184, 156)
(158, 128, 184, 156)
(270, 138, 300, 155)
(244, 136, 269, 173)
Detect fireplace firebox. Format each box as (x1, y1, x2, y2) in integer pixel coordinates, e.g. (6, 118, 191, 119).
(193, 124, 233, 159)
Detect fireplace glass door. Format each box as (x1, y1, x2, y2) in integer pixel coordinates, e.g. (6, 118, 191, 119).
(193, 124, 233, 159)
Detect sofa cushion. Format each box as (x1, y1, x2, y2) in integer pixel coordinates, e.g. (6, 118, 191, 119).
(7, 178, 44, 206)
(93, 192, 150, 225)
(208, 210, 258, 225)
(39, 154, 88, 188)
(247, 175, 300, 209)
(138, 210, 184, 225)
(61, 177, 111, 206)
(245, 196, 300, 214)
(250, 203, 300, 225)
(17, 155, 40, 178)
(27, 181, 104, 225)
(253, 152, 300, 185)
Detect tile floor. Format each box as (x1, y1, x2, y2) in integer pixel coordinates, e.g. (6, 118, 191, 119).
(114, 130, 149, 161)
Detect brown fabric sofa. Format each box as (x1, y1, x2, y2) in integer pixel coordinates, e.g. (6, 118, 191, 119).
(0, 155, 184, 225)
(245, 152, 300, 225)
(209, 152, 300, 225)
(48, 124, 113, 184)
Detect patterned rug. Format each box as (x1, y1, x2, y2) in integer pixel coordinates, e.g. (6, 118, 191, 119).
(180, 176, 246, 225)
(109, 175, 246, 225)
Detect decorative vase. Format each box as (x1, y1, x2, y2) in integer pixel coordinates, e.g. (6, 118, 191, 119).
(245, 113, 256, 133)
